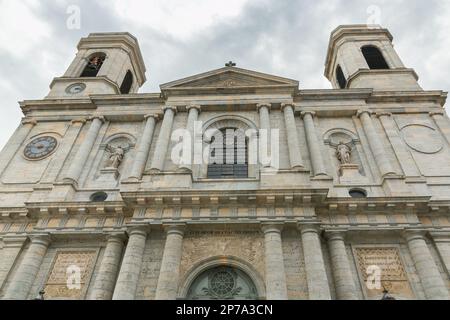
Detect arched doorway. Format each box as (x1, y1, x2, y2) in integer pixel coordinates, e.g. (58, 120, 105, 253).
(186, 266, 259, 300)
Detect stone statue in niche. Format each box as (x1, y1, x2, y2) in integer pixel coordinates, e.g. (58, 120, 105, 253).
(335, 142, 352, 165)
(105, 144, 130, 169)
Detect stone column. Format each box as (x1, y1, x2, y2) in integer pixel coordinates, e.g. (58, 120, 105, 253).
(377, 113, 421, 178)
(281, 103, 304, 169)
(155, 225, 185, 300)
(128, 115, 158, 180)
(0, 119, 36, 176)
(112, 227, 148, 300)
(64, 116, 104, 184)
(430, 111, 450, 146)
(430, 232, 450, 278)
(4, 235, 51, 300)
(357, 110, 395, 177)
(41, 119, 87, 184)
(301, 111, 327, 176)
(88, 233, 126, 300)
(262, 224, 288, 300)
(0, 237, 27, 291)
(257, 103, 271, 131)
(257, 103, 271, 168)
(179, 105, 201, 172)
(150, 106, 177, 173)
(299, 224, 331, 300)
(325, 231, 358, 300)
(403, 231, 449, 300)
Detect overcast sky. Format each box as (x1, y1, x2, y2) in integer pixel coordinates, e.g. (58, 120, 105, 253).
(0, 0, 449, 149)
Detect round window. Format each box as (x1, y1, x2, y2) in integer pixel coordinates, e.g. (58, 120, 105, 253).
(90, 192, 108, 202)
(349, 189, 368, 198)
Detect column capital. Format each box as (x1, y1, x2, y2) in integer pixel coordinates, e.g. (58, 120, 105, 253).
(300, 111, 316, 119)
(2, 236, 27, 248)
(127, 226, 149, 238)
(186, 105, 202, 113)
(376, 112, 393, 118)
(21, 118, 37, 126)
(429, 231, 450, 243)
(430, 110, 445, 117)
(163, 224, 186, 237)
(402, 229, 427, 242)
(29, 234, 52, 247)
(89, 115, 106, 123)
(324, 230, 348, 242)
(106, 232, 127, 244)
(356, 110, 372, 118)
(298, 223, 321, 235)
(262, 223, 284, 234)
(144, 113, 160, 121)
(281, 103, 296, 112)
(256, 103, 272, 112)
(71, 118, 87, 125)
(162, 106, 178, 114)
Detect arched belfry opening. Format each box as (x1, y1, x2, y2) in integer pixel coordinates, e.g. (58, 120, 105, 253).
(361, 46, 390, 70)
(80, 53, 106, 77)
(186, 266, 259, 300)
(336, 65, 347, 89)
(120, 70, 133, 94)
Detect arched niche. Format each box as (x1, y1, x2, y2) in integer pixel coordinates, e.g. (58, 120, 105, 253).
(323, 128, 366, 177)
(90, 133, 136, 184)
(179, 256, 266, 300)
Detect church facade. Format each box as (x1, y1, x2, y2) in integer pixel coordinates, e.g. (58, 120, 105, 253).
(0, 25, 449, 300)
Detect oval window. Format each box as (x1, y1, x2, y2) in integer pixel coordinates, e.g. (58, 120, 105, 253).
(349, 189, 367, 198)
(90, 192, 108, 202)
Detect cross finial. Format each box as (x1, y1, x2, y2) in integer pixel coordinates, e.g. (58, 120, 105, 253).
(225, 61, 236, 67)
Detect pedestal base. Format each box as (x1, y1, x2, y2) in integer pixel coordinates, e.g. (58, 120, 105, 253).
(339, 164, 367, 185)
(99, 168, 120, 180)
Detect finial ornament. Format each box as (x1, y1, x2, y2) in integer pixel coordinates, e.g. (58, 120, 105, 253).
(225, 61, 236, 67)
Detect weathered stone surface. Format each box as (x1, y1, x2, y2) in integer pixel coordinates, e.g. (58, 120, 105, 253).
(0, 25, 449, 301)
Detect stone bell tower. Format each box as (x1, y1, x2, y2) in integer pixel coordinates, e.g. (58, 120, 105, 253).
(46, 32, 147, 98)
(324, 25, 421, 91)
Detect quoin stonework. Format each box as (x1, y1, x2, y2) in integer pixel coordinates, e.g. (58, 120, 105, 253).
(0, 25, 449, 300)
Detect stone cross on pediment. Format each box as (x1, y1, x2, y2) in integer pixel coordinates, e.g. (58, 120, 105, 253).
(225, 61, 236, 67)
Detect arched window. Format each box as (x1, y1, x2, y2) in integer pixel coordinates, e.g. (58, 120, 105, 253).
(120, 70, 133, 94)
(336, 65, 347, 89)
(81, 53, 106, 77)
(361, 46, 389, 70)
(207, 128, 248, 179)
(186, 267, 258, 300)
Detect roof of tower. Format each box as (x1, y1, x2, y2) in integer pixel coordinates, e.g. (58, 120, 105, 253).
(324, 24, 394, 78)
(77, 32, 147, 85)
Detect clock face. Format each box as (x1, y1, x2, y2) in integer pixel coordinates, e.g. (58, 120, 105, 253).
(66, 83, 86, 95)
(24, 136, 58, 160)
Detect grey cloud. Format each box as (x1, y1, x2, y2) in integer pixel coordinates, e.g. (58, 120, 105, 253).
(0, 0, 448, 150)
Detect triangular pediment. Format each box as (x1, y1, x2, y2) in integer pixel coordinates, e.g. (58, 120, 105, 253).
(160, 67, 299, 92)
